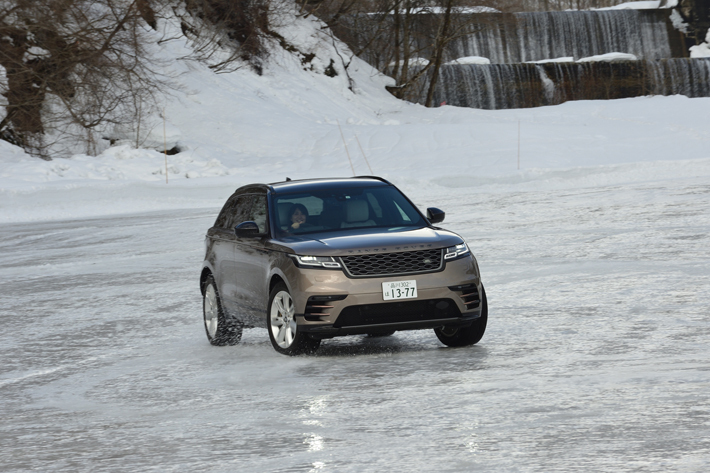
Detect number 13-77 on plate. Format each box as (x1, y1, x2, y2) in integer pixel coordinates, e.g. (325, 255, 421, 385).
(382, 280, 418, 301)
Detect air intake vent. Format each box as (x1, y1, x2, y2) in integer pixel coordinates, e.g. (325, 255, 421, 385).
(334, 298, 460, 328)
(449, 283, 480, 309)
(340, 249, 443, 278)
(304, 295, 347, 321)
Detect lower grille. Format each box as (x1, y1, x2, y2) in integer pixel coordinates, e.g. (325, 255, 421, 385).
(334, 298, 460, 328)
(340, 249, 443, 277)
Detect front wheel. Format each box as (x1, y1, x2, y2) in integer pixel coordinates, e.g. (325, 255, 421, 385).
(435, 285, 488, 347)
(267, 283, 320, 355)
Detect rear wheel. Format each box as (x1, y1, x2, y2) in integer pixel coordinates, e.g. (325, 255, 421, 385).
(435, 285, 487, 347)
(203, 275, 242, 346)
(267, 282, 320, 355)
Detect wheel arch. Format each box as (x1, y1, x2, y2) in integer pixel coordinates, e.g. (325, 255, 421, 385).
(200, 267, 213, 295)
(269, 274, 286, 294)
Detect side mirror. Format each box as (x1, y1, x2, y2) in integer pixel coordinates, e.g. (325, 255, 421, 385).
(235, 221, 260, 238)
(426, 207, 445, 225)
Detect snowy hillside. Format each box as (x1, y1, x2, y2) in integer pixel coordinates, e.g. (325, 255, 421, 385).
(1, 3, 709, 223)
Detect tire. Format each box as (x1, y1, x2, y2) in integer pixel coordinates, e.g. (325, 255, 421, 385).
(203, 275, 242, 346)
(267, 282, 320, 355)
(435, 285, 488, 347)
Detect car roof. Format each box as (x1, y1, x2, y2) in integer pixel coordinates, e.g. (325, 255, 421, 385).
(233, 176, 391, 195)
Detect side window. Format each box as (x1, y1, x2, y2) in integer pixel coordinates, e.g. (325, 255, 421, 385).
(224, 195, 252, 230)
(275, 196, 324, 228)
(248, 196, 268, 234)
(214, 195, 241, 229)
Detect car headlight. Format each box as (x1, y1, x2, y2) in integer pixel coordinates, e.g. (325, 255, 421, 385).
(444, 242, 470, 260)
(289, 255, 342, 269)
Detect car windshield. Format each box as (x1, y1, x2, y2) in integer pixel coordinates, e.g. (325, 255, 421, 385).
(273, 186, 427, 236)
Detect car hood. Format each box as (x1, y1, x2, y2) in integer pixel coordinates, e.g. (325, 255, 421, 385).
(271, 226, 464, 257)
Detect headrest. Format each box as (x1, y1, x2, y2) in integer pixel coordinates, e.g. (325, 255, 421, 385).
(345, 200, 369, 223)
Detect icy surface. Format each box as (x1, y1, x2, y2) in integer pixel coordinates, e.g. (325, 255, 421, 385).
(1, 170, 710, 472)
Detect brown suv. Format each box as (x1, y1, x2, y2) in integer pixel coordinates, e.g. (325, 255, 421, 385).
(200, 177, 487, 355)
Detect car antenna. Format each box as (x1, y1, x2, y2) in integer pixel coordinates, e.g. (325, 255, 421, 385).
(286, 177, 291, 181)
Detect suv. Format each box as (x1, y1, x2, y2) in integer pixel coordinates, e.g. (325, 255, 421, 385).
(200, 177, 487, 355)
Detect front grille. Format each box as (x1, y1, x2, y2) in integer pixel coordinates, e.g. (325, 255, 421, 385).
(340, 249, 443, 277)
(334, 298, 460, 328)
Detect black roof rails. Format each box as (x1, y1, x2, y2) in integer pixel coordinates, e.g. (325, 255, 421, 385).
(353, 175, 391, 185)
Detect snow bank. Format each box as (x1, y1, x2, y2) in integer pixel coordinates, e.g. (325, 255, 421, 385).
(528, 57, 575, 64)
(597, 0, 677, 10)
(577, 52, 638, 62)
(445, 56, 491, 65)
(689, 29, 710, 58)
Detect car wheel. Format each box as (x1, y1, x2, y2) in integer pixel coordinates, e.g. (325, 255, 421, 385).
(267, 282, 320, 355)
(203, 275, 242, 346)
(435, 285, 488, 347)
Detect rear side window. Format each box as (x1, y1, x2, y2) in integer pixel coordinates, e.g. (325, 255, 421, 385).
(214, 195, 252, 230)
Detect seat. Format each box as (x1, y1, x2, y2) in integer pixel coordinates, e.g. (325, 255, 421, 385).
(341, 200, 375, 228)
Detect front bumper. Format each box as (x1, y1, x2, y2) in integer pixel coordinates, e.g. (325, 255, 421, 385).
(285, 256, 481, 338)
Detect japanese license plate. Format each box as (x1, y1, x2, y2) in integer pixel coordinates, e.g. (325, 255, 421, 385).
(382, 280, 418, 301)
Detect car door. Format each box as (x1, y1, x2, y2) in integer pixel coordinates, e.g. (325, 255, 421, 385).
(232, 194, 271, 327)
(210, 194, 251, 319)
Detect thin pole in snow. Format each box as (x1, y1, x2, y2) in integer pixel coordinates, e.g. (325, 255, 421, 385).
(354, 134, 374, 174)
(517, 119, 521, 171)
(164, 108, 168, 184)
(336, 119, 356, 176)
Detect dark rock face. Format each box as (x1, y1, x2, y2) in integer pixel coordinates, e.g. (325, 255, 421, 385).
(679, 0, 710, 45)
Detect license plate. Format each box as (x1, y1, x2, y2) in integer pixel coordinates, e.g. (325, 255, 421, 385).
(382, 280, 418, 301)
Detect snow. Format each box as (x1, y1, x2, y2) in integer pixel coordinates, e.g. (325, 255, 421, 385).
(597, 0, 677, 10)
(528, 56, 575, 64)
(670, 8, 689, 34)
(411, 6, 500, 14)
(2, 4, 710, 472)
(445, 56, 491, 65)
(689, 29, 710, 58)
(577, 52, 638, 62)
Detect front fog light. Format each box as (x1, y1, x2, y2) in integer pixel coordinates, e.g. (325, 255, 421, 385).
(444, 242, 470, 260)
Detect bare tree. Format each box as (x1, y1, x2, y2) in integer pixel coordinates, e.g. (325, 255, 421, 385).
(0, 0, 171, 158)
(306, 0, 500, 103)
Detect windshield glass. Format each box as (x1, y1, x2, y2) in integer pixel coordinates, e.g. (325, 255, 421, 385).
(273, 186, 426, 236)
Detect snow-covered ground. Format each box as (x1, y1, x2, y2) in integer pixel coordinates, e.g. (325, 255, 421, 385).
(1, 6, 710, 472)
